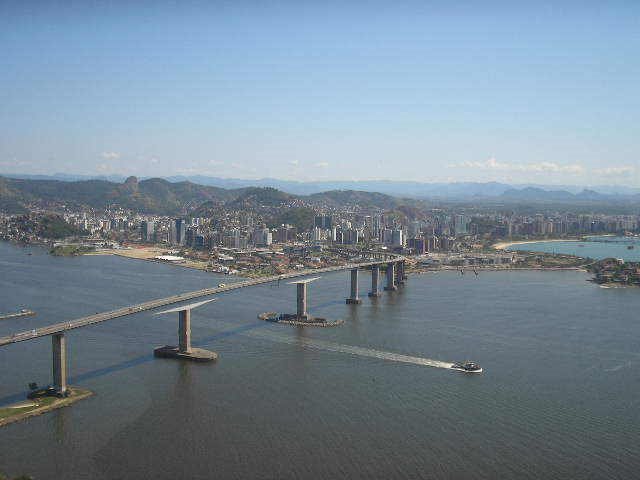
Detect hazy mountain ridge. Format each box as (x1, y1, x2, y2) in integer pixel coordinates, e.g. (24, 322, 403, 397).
(3, 173, 640, 198)
(1, 175, 639, 215)
(0, 176, 402, 214)
(306, 190, 401, 209)
(0, 176, 235, 214)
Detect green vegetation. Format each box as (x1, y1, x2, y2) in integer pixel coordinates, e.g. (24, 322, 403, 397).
(271, 207, 315, 231)
(50, 244, 95, 256)
(0, 176, 234, 214)
(589, 258, 640, 285)
(307, 189, 400, 209)
(230, 187, 292, 208)
(0, 396, 57, 421)
(0, 473, 34, 480)
(10, 213, 85, 240)
(0, 388, 93, 430)
(515, 253, 591, 269)
(37, 214, 84, 238)
(0, 177, 425, 215)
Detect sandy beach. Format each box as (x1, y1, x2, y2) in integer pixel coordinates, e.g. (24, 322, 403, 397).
(491, 239, 581, 250)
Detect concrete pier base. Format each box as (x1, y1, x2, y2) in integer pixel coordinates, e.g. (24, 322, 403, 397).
(346, 268, 362, 304)
(2, 387, 93, 428)
(153, 299, 218, 362)
(154, 345, 218, 362)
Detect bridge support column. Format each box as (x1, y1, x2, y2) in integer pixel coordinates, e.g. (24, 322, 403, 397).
(154, 299, 217, 362)
(297, 282, 308, 319)
(384, 262, 397, 291)
(52, 333, 67, 396)
(346, 268, 362, 304)
(396, 261, 406, 285)
(178, 309, 192, 354)
(369, 265, 381, 297)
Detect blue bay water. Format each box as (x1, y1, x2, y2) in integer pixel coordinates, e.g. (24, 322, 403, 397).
(506, 235, 640, 261)
(0, 242, 639, 479)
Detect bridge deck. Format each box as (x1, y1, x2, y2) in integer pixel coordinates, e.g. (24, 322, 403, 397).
(0, 258, 402, 347)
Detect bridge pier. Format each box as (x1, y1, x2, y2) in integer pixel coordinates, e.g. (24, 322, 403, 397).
(369, 265, 381, 297)
(384, 262, 397, 291)
(178, 309, 192, 353)
(154, 299, 217, 362)
(297, 282, 308, 318)
(261, 277, 331, 325)
(396, 261, 406, 285)
(52, 333, 67, 395)
(346, 268, 362, 304)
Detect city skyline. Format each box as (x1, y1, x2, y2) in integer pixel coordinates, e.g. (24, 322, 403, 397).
(1, 1, 639, 185)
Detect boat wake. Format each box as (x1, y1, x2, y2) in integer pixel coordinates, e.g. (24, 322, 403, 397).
(245, 329, 454, 369)
(604, 361, 632, 372)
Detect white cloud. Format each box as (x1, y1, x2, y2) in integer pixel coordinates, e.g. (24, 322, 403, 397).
(288, 159, 299, 166)
(0, 158, 32, 168)
(230, 162, 257, 173)
(208, 160, 224, 166)
(101, 151, 121, 160)
(594, 166, 635, 176)
(450, 157, 584, 175)
(149, 157, 159, 164)
(314, 161, 329, 168)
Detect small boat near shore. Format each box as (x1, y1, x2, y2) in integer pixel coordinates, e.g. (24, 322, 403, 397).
(450, 361, 483, 373)
(0, 309, 36, 321)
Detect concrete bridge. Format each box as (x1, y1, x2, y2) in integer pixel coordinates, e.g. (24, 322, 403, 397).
(0, 255, 407, 396)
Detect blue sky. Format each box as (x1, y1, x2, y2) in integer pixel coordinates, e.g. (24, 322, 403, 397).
(1, 1, 638, 185)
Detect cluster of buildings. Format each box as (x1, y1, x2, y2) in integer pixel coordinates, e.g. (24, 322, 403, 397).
(3, 204, 640, 263)
(591, 258, 640, 285)
(504, 214, 640, 237)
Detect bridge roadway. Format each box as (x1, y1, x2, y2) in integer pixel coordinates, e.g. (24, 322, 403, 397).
(0, 257, 402, 347)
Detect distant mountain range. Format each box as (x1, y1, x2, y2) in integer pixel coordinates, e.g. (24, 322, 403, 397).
(0, 176, 403, 214)
(3, 173, 639, 198)
(1, 174, 639, 215)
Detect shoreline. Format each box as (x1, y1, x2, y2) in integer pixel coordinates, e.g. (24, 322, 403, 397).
(408, 265, 589, 275)
(491, 238, 582, 251)
(8, 240, 593, 278)
(0, 387, 93, 428)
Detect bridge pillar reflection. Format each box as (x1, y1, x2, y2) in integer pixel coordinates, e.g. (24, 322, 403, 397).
(346, 268, 362, 304)
(369, 265, 381, 297)
(52, 333, 67, 395)
(384, 262, 397, 291)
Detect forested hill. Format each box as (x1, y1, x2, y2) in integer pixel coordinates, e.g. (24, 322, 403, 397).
(0, 176, 403, 214)
(0, 176, 234, 213)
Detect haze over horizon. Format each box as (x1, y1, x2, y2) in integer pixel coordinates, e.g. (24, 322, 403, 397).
(1, 1, 639, 186)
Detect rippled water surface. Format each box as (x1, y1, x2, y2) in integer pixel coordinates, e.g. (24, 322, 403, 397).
(1, 242, 639, 479)
(507, 235, 640, 261)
